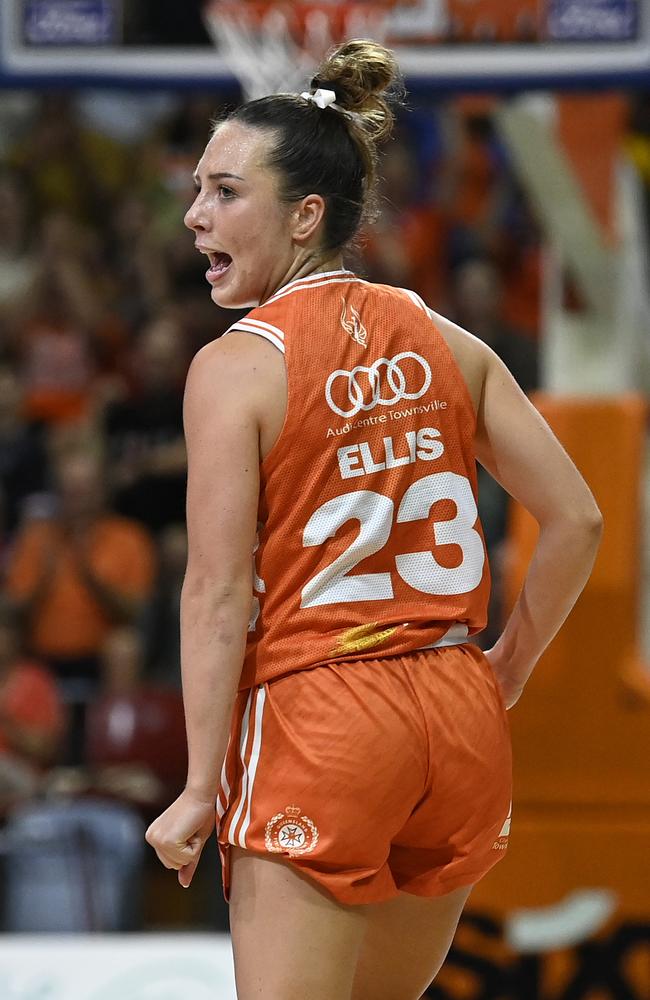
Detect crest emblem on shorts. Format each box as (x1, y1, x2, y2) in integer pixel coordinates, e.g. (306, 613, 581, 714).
(265, 805, 319, 856)
(340, 297, 368, 348)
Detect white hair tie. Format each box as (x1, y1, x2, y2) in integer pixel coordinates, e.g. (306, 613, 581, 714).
(300, 88, 341, 111)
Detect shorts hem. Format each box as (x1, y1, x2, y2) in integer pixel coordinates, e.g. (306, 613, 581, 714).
(394, 864, 502, 901)
(219, 842, 508, 907)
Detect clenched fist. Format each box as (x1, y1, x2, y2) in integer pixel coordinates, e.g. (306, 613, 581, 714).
(145, 788, 216, 888)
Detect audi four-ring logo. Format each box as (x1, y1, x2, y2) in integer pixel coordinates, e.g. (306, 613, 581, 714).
(325, 351, 432, 418)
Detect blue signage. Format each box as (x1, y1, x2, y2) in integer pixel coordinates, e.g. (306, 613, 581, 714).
(548, 0, 639, 41)
(24, 0, 119, 46)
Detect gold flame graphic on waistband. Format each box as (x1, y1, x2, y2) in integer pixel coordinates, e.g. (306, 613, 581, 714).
(331, 622, 398, 656)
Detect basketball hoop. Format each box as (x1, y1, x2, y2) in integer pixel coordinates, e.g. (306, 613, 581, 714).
(203, 0, 399, 100)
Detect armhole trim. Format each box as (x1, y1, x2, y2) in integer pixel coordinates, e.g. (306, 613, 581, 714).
(398, 287, 428, 313)
(227, 319, 286, 355)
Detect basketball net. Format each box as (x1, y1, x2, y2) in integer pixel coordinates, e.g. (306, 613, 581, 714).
(203, 1, 398, 100)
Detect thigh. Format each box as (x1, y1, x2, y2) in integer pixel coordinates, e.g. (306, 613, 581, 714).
(229, 846, 368, 1000)
(351, 884, 473, 1000)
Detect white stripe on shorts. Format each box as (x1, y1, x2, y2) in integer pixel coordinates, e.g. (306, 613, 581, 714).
(224, 689, 254, 845)
(224, 687, 266, 848)
(237, 686, 266, 848)
(216, 730, 233, 824)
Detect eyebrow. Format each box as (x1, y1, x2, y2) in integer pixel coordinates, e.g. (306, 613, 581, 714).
(193, 171, 245, 187)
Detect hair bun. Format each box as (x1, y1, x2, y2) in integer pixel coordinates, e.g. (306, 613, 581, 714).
(311, 39, 402, 143)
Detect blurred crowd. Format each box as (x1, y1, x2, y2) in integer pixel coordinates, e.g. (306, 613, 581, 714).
(0, 86, 549, 928)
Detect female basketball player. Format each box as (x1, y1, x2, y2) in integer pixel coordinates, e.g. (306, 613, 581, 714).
(146, 41, 602, 999)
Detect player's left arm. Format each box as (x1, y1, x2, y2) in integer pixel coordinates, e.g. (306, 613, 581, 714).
(146, 334, 261, 886)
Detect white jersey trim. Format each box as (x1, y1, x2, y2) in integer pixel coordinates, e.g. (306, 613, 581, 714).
(265, 268, 355, 305)
(240, 317, 286, 341)
(228, 321, 286, 354)
(399, 287, 428, 313)
(264, 274, 367, 307)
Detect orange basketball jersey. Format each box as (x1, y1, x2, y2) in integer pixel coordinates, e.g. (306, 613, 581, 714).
(225, 269, 491, 690)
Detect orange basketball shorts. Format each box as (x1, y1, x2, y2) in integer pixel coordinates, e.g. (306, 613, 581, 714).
(217, 643, 512, 905)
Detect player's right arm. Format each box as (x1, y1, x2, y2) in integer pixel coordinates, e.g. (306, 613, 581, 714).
(430, 309, 603, 708)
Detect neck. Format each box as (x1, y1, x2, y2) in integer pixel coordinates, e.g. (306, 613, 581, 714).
(275, 253, 347, 293)
(299, 254, 346, 277)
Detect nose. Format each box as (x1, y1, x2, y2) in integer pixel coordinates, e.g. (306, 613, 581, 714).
(184, 194, 206, 233)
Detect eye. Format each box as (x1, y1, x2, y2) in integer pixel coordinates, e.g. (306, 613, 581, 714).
(217, 185, 236, 200)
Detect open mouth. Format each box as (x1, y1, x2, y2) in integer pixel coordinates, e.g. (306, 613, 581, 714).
(209, 253, 232, 274)
(208, 251, 232, 275)
(198, 247, 233, 284)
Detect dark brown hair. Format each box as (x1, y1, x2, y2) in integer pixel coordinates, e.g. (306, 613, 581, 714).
(215, 39, 403, 251)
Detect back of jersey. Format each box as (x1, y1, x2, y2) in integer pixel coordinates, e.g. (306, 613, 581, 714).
(226, 269, 491, 690)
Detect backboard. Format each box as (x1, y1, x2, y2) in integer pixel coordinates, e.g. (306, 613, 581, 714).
(0, 0, 648, 91)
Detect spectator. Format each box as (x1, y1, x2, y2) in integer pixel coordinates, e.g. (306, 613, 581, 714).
(9, 92, 130, 226)
(451, 256, 541, 644)
(438, 106, 510, 265)
(85, 626, 186, 814)
(362, 135, 448, 307)
(18, 213, 106, 426)
(0, 364, 50, 536)
(4, 449, 156, 761)
(164, 94, 220, 160)
(0, 168, 40, 342)
(20, 282, 95, 427)
(0, 602, 65, 811)
(104, 316, 188, 533)
(105, 193, 170, 331)
(143, 522, 186, 687)
(451, 256, 539, 394)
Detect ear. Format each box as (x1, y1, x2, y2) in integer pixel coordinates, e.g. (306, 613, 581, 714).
(291, 194, 326, 246)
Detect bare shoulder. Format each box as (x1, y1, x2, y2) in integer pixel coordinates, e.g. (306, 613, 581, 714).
(187, 330, 276, 385)
(185, 331, 287, 461)
(185, 331, 284, 413)
(426, 307, 490, 415)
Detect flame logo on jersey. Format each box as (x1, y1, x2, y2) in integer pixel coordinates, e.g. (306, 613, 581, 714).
(331, 622, 400, 656)
(340, 296, 368, 348)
